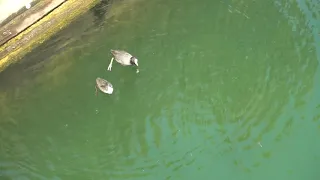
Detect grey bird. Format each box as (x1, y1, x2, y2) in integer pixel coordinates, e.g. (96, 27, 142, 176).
(95, 77, 113, 95)
(107, 49, 139, 71)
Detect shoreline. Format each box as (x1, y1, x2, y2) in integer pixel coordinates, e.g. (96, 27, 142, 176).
(0, 0, 100, 73)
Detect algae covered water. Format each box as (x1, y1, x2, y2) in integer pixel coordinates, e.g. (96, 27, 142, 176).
(0, 0, 319, 179)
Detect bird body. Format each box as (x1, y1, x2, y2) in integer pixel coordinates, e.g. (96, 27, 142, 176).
(96, 77, 113, 94)
(107, 49, 138, 71)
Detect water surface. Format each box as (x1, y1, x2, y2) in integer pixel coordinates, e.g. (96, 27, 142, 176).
(0, 0, 320, 179)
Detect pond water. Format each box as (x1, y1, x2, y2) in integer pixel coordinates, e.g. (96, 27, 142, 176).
(0, 0, 319, 179)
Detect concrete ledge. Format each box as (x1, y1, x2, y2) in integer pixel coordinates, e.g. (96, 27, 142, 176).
(0, 0, 41, 28)
(0, 0, 99, 73)
(0, 0, 67, 46)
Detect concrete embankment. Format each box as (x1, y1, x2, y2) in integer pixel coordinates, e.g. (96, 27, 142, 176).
(0, 0, 100, 73)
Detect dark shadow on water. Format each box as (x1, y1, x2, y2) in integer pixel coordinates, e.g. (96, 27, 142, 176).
(90, 0, 113, 27)
(0, 21, 80, 91)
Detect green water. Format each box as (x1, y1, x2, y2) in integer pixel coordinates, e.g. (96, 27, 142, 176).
(1, 0, 320, 179)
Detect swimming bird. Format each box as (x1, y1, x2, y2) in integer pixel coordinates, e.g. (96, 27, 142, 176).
(107, 49, 139, 71)
(95, 77, 113, 95)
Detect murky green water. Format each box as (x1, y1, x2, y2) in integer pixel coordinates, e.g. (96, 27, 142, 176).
(1, 0, 320, 179)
